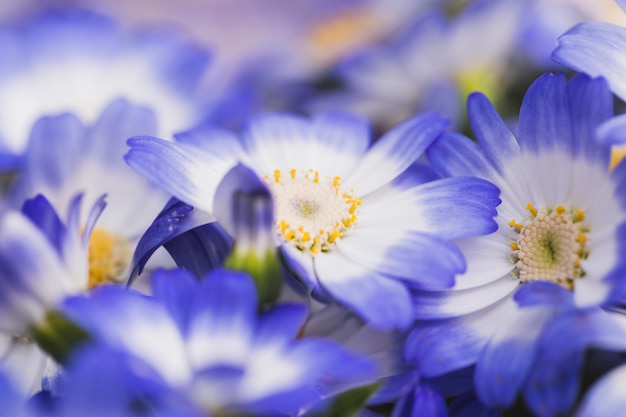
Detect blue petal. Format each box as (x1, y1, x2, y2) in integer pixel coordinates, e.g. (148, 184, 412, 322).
(130, 198, 216, 280)
(597, 114, 626, 145)
(518, 73, 572, 154)
(20, 194, 66, 255)
(345, 112, 449, 196)
(513, 282, 574, 309)
(337, 230, 465, 290)
(174, 125, 243, 161)
(566, 73, 612, 165)
(255, 303, 308, 349)
(125, 136, 216, 211)
(163, 222, 233, 280)
(467, 92, 519, 173)
(151, 268, 199, 336)
(426, 131, 495, 178)
(524, 308, 626, 417)
(474, 305, 555, 408)
(392, 386, 447, 417)
(553, 22, 626, 101)
(410, 176, 500, 240)
(19, 113, 86, 191)
(87, 99, 157, 165)
(212, 163, 273, 238)
(315, 251, 413, 330)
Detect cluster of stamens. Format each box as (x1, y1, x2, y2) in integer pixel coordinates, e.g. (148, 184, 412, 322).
(88, 228, 132, 289)
(508, 203, 589, 290)
(265, 169, 361, 255)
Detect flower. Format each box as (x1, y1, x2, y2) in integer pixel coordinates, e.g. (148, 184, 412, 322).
(60, 268, 377, 416)
(0, 9, 209, 170)
(405, 73, 626, 416)
(125, 111, 500, 329)
(8, 100, 172, 290)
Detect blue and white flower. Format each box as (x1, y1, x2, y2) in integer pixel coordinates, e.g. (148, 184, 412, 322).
(8, 100, 172, 289)
(405, 73, 626, 415)
(0, 9, 209, 170)
(125, 111, 500, 330)
(61, 268, 377, 416)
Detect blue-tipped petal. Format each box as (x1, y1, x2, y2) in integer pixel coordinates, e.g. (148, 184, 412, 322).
(567, 74, 612, 164)
(392, 386, 447, 417)
(314, 251, 413, 330)
(518, 73, 572, 154)
(151, 268, 199, 336)
(174, 126, 243, 161)
(405, 298, 517, 378)
(400, 176, 499, 240)
(20, 194, 66, 255)
(20, 113, 86, 191)
(336, 229, 465, 290)
(426, 131, 495, 178)
(524, 309, 626, 417)
(163, 222, 233, 280)
(255, 304, 308, 349)
(467, 92, 519, 173)
(344, 112, 449, 196)
(212, 163, 273, 238)
(597, 114, 626, 145)
(553, 22, 626, 102)
(186, 269, 257, 369)
(474, 305, 556, 408)
(125, 136, 218, 211)
(87, 99, 157, 165)
(310, 111, 371, 177)
(130, 198, 216, 280)
(513, 281, 574, 309)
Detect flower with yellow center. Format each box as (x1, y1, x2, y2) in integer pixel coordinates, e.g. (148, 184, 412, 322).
(406, 73, 626, 416)
(127, 110, 501, 330)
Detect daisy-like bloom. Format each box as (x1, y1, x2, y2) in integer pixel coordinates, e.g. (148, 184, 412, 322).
(126, 111, 500, 330)
(405, 73, 626, 416)
(0, 9, 209, 170)
(8, 100, 175, 290)
(0, 193, 104, 393)
(60, 268, 377, 417)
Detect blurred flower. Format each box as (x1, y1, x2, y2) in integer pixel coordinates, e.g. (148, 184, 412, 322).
(406, 73, 626, 415)
(0, 9, 209, 170)
(8, 100, 171, 290)
(126, 111, 500, 330)
(61, 268, 377, 416)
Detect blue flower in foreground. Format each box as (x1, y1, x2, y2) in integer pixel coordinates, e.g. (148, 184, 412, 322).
(0, 9, 209, 170)
(405, 73, 626, 416)
(125, 111, 500, 329)
(574, 360, 626, 417)
(61, 268, 377, 416)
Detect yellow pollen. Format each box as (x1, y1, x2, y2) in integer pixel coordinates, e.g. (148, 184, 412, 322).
(508, 219, 522, 231)
(508, 204, 589, 290)
(87, 228, 131, 289)
(266, 168, 361, 255)
(525, 203, 537, 217)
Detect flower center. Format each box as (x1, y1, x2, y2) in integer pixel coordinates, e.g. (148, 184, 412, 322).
(508, 203, 589, 290)
(265, 169, 361, 255)
(88, 227, 132, 289)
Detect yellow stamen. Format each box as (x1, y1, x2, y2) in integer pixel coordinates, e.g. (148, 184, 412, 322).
(87, 228, 131, 289)
(555, 205, 566, 215)
(274, 169, 281, 183)
(525, 203, 537, 217)
(508, 219, 522, 231)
